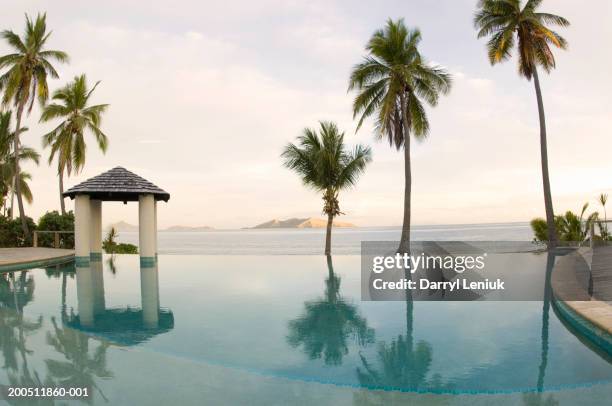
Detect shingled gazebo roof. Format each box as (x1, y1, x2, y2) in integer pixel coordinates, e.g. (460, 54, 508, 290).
(63, 166, 170, 202)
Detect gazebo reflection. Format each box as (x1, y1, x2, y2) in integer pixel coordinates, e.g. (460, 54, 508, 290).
(66, 262, 174, 346)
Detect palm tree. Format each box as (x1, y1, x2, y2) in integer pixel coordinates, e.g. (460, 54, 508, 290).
(349, 19, 451, 253)
(0, 13, 68, 236)
(40, 74, 109, 214)
(474, 0, 569, 247)
(0, 111, 39, 216)
(282, 121, 371, 255)
(599, 193, 608, 239)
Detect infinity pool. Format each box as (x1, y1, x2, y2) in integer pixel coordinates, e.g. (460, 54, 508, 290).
(1, 254, 611, 404)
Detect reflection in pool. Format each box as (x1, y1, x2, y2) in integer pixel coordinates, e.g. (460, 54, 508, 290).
(0, 254, 611, 404)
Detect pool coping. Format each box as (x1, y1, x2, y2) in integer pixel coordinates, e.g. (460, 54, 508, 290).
(0, 248, 75, 272)
(551, 247, 612, 355)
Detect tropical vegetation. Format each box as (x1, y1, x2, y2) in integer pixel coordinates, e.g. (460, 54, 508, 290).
(102, 227, 138, 254)
(37, 210, 74, 248)
(474, 0, 570, 247)
(0, 12, 68, 238)
(41, 74, 109, 214)
(0, 210, 73, 248)
(531, 196, 611, 243)
(348, 18, 452, 253)
(282, 121, 371, 255)
(1, 111, 39, 218)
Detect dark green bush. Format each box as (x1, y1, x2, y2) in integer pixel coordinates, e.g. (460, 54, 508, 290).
(0, 215, 36, 247)
(36, 211, 75, 248)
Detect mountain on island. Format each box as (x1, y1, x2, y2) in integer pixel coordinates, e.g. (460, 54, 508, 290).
(250, 217, 356, 229)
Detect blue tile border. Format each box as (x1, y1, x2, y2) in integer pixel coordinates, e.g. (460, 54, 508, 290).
(140, 256, 156, 268)
(75, 256, 90, 267)
(90, 252, 103, 261)
(553, 298, 612, 357)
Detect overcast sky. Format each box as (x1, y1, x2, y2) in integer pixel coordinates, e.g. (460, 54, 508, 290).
(3, 0, 611, 229)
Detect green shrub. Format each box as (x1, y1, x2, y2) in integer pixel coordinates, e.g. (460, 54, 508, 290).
(37, 211, 75, 248)
(102, 227, 138, 254)
(531, 203, 600, 244)
(0, 215, 36, 247)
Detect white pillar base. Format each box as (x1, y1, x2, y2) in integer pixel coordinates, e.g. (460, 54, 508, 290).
(139, 194, 156, 267)
(90, 199, 102, 261)
(74, 195, 91, 267)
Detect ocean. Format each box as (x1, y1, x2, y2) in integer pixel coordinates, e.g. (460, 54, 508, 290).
(115, 222, 533, 255)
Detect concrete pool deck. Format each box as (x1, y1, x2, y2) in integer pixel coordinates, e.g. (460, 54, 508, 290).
(0, 247, 74, 272)
(552, 246, 612, 348)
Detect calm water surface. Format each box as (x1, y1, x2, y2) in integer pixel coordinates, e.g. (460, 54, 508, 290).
(1, 251, 611, 404)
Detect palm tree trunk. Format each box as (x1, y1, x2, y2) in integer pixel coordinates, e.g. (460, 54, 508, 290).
(325, 213, 333, 255)
(12, 104, 29, 240)
(398, 93, 411, 254)
(533, 68, 557, 248)
(58, 166, 66, 215)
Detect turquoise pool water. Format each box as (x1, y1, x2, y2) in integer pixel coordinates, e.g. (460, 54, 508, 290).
(1, 254, 611, 404)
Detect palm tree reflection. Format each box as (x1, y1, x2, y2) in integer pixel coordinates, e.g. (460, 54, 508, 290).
(287, 255, 374, 366)
(521, 251, 559, 406)
(356, 269, 447, 392)
(45, 316, 112, 403)
(0, 272, 49, 404)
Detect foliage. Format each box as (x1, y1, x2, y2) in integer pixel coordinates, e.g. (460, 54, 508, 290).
(349, 19, 452, 147)
(0, 13, 69, 109)
(41, 74, 109, 173)
(531, 203, 600, 243)
(282, 121, 371, 218)
(40, 74, 109, 213)
(0, 13, 68, 234)
(0, 111, 38, 215)
(0, 215, 36, 247)
(474, 0, 570, 80)
(102, 227, 138, 254)
(37, 210, 75, 248)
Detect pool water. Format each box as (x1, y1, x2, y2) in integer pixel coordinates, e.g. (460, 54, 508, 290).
(1, 254, 611, 404)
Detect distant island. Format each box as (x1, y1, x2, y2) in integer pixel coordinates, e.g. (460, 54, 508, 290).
(108, 221, 214, 232)
(249, 217, 356, 229)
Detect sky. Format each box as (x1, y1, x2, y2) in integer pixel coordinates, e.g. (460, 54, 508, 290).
(2, 0, 611, 229)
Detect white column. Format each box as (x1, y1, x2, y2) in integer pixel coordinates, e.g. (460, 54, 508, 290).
(154, 199, 158, 258)
(90, 199, 102, 261)
(74, 194, 91, 267)
(140, 264, 160, 328)
(139, 194, 156, 267)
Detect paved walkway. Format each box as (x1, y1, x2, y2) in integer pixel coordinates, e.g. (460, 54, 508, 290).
(552, 246, 612, 336)
(0, 247, 74, 271)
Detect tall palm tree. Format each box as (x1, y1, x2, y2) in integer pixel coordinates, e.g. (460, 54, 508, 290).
(474, 0, 569, 247)
(0, 12, 68, 236)
(0, 111, 39, 215)
(349, 19, 451, 253)
(40, 74, 109, 214)
(282, 121, 371, 255)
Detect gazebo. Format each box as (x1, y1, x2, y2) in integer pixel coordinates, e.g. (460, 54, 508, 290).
(63, 166, 170, 267)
